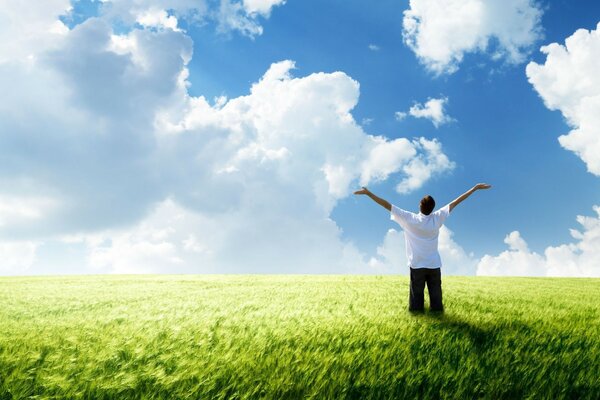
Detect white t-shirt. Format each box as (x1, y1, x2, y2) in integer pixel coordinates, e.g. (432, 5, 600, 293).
(390, 204, 451, 269)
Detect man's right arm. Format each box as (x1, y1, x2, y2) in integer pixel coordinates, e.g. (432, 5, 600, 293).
(354, 187, 391, 212)
(449, 183, 491, 212)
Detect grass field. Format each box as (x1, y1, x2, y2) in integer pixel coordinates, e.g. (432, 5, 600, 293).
(1, 275, 599, 399)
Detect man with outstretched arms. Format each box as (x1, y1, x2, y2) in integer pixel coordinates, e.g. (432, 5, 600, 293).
(354, 183, 491, 312)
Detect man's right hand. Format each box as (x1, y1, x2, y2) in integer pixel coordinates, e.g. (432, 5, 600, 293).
(354, 187, 370, 195)
(474, 183, 492, 190)
(354, 187, 391, 211)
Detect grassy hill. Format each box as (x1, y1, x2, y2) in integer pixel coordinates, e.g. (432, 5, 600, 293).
(1, 275, 599, 399)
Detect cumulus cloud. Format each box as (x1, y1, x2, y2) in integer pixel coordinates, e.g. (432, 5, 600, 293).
(403, 0, 543, 74)
(75, 197, 369, 274)
(0, 0, 71, 64)
(477, 231, 545, 276)
(215, 0, 285, 38)
(0, 191, 61, 237)
(0, 5, 454, 274)
(368, 228, 407, 274)
(216, 0, 264, 37)
(83, 199, 212, 274)
(0, 241, 38, 274)
(394, 139, 455, 193)
(0, 17, 193, 242)
(143, 60, 454, 273)
(526, 23, 600, 175)
(136, 8, 181, 31)
(359, 136, 453, 192)
(477, 206, 600, 277)
(397, 97, 454, 127)
(158, 60, 454, 205)
(438, 227, 478, 275)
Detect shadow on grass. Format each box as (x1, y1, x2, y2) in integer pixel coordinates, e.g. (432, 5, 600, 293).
(416, 312, 532, 351)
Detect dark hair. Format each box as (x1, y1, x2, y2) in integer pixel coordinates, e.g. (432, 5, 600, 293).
(420, 195, 435, 215)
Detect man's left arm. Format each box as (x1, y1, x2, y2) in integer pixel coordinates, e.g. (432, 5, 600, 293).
(449, 183, 492, 213)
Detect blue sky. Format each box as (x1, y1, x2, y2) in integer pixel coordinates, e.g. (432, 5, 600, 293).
(1, 0, 599, 276)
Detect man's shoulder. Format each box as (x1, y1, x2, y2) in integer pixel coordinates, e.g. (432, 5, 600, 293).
(434, 204, 451, 216)
(391, 205, 416, 216)
(391, 206, 420, 226)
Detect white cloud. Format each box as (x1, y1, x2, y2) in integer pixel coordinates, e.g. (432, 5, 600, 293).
(403, 0, 543, 74)
(160, 60, 453, 204)
(136, 8, 180, 31)
(368, 228, 407, 274)
(477, 231, 546, 276)
(395, 138, 454, 193)
(368, 44, 380, 51)
(395, 111, 407, 121)
(0, 194, 60, 230)
(71, 0, 282, 38)
(361, 117, 373, 126)
(544, 207, 600, 277)
(0, 18, 194, 239)
(85, 199, 209, 274)
(438, 226, 478, 275)
(0, 4, 453, 274)
(526, 23, 600, 175)
(0, 0, 71, 64)
(78, 197, 371, 274)
(216, 0, 285, 38)
(399, 97, 454, 127)
(0, 241, 38, 274)
(145, 61, 454, 272)
(359, 137, 418, 186)
(477, 206, 600, 277)
(0, 176, 67, 240)
(216, 0, 264, 37)
(242, 0, 286, 16)
(359, 136, 454, 194)
(322, 164, 354, 199)
(96, 0, 208, 29)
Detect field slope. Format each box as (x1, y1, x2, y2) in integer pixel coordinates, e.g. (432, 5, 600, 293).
(1, 275, 599, 399)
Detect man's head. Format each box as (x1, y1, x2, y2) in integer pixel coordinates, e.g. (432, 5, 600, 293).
(420, 195, 435, 215)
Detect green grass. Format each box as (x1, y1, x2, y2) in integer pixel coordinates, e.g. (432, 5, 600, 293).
(0, 275, 599, 399)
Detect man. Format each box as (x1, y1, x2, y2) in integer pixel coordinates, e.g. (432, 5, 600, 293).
(354, 183, 491, 312)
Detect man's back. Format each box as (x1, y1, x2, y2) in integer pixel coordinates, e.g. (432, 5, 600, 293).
(390, 204, 450, 269)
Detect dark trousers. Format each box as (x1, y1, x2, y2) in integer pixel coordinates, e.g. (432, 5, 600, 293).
(409, 267, 443, 312)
